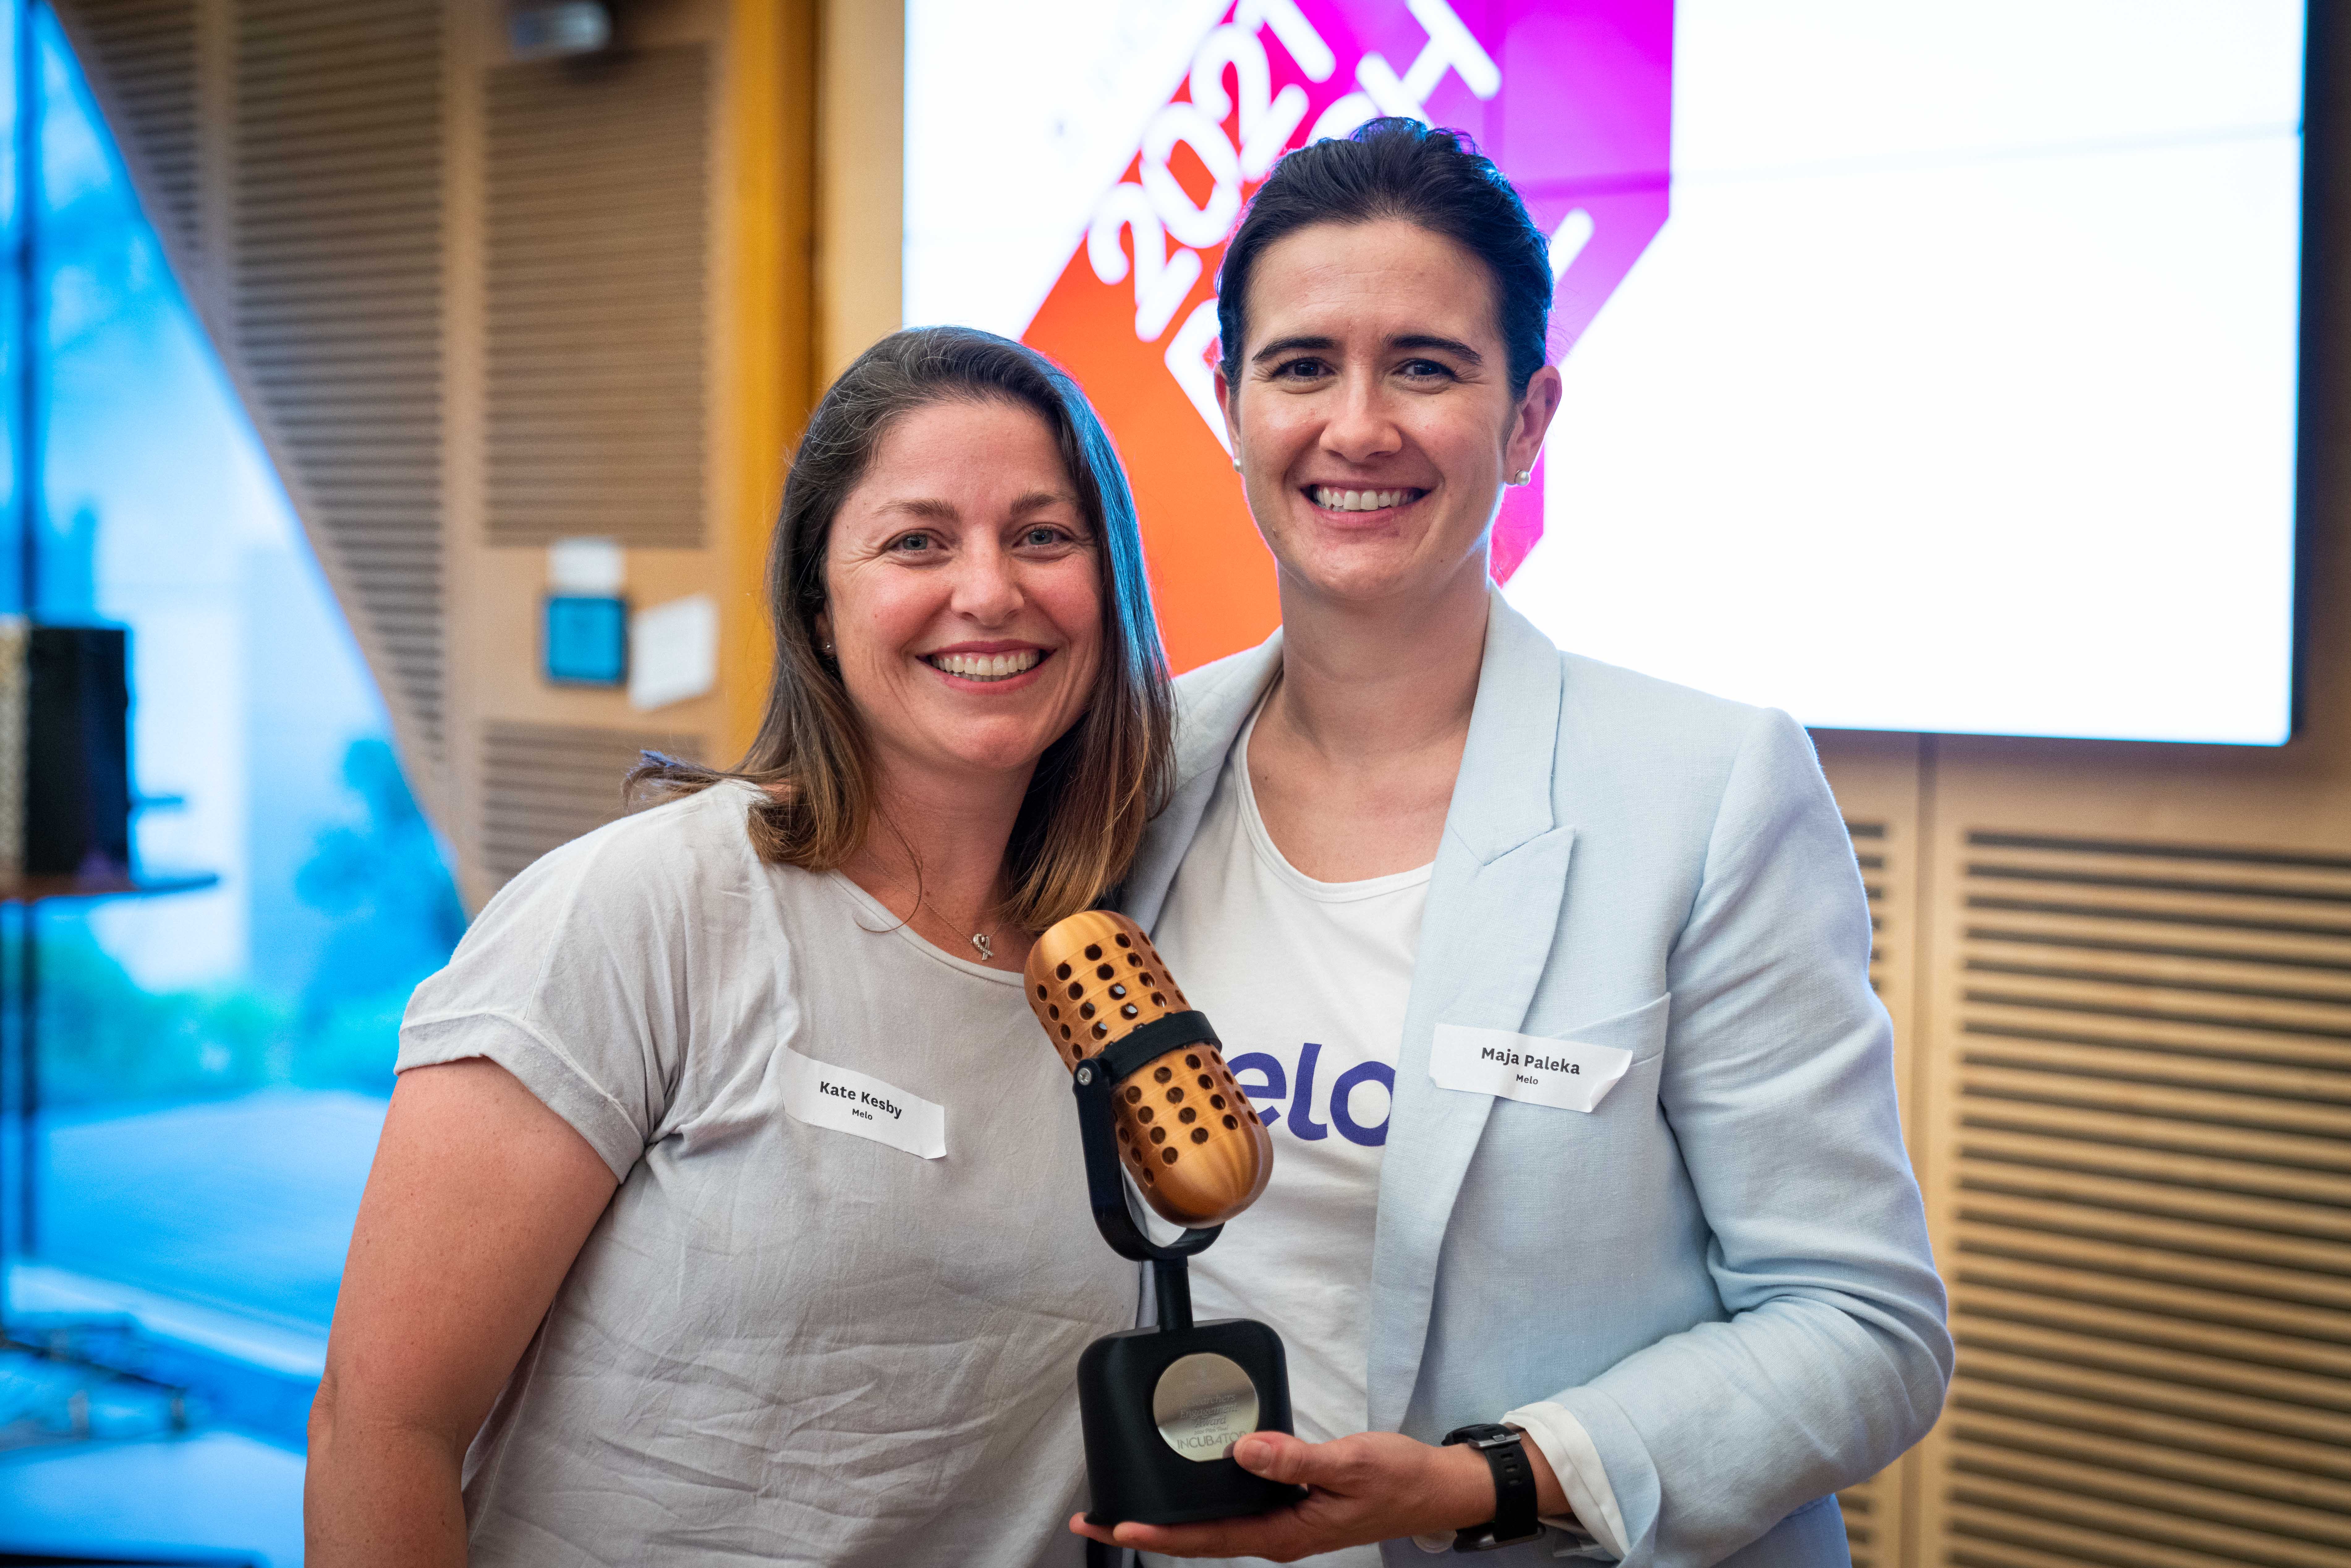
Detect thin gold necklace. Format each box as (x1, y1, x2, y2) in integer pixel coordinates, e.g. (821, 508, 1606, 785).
(916, 892, 998, 962)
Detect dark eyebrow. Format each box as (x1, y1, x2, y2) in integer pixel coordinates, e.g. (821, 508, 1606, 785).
(1392, 334, 1483, 363)
(874, 491, 1076, 524)
(1252, 334, 1339, 365)
(1249, 333, 1485, 366)
(875, 497, 960, 521)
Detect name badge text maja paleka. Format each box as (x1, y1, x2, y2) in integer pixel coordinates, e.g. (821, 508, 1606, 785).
(1427, 1026, 1635, 1114)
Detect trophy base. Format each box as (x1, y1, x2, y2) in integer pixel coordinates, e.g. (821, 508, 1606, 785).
(1078, 1316, 1309, 1527)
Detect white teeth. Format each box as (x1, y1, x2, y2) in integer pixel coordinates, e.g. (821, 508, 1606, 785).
(1312, 486, 1413, 512)
(928, 649, 1043, 681)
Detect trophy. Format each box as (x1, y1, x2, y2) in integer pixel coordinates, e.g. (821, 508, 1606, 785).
(1023, 911, 1305, 1527)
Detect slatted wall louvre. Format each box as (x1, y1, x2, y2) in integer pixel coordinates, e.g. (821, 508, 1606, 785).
(476, 720, 703, 885)
(234, 0, 446, 762)
(48, 0, 199, 264)
(1915, 827, 2351, 1568)
(482, 43, 709, 548)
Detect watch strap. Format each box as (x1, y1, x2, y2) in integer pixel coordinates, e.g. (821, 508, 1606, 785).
(1442, 1423, 1541, 1551)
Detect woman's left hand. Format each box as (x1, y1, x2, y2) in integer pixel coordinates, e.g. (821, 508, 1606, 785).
(1068, 1430, 1510, 1561)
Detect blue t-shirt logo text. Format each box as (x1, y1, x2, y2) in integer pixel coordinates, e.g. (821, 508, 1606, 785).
(1227, 1043, 1392, 1147)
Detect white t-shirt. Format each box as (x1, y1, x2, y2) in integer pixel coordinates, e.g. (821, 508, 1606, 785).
(1148, 710, 1630, 1566)
(395, 781, 1133, 1567)
(1150, 706, 1430, 1568)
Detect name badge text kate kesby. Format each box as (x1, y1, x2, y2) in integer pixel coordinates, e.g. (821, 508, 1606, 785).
(780, 1046, 946, 1158)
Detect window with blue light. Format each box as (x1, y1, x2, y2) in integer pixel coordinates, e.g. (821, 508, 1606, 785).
(1, 0, 459, 1552)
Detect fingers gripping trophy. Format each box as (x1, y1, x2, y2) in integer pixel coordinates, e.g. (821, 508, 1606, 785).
(1023, 912, 1305, 1527)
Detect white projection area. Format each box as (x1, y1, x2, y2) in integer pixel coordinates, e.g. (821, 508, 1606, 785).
(905, 1, 2307, 744)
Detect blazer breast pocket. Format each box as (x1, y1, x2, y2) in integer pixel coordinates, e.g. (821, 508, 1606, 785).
(1556, 991, 1671, 1066)
(1430, 993, 1669, 1115)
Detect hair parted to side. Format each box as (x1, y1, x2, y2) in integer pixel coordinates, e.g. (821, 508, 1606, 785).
(631, 325, 1175, 931)
(1216, 118, 1554, 398)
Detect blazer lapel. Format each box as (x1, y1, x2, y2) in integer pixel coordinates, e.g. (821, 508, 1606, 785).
(1120, 629, 1285, 929)
(1367, 593, 1572, 1432)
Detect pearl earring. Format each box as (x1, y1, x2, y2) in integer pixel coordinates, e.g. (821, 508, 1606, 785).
(1511, 469, 1532, 486)
(1231, 457, 1241, 472)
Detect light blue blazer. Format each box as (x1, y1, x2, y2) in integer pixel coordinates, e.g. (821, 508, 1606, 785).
(1119, 593, 1952, 1568)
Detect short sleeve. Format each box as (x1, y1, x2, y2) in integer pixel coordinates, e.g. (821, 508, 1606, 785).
(396, 805, 707, 1180)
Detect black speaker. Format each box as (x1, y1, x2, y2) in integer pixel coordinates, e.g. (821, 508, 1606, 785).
(14, 624, 131, 878)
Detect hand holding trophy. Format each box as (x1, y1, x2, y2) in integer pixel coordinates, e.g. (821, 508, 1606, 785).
(1023, 911, 1305, 1527)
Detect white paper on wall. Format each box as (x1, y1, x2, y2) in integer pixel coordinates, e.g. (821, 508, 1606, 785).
(628, 593, 718, 711)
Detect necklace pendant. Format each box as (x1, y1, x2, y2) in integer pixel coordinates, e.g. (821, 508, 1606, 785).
(970, 932, 993, 961)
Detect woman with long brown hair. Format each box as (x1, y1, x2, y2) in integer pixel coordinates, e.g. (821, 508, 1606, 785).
(305, 327, 1174, 1566)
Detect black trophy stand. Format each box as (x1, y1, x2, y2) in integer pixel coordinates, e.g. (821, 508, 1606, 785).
(1070, 1034, 1305, 1531)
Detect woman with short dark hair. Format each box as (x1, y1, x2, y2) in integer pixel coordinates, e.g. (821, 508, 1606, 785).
(1082, 121, 1950, 1568)
(308, 326, 1174, 1567)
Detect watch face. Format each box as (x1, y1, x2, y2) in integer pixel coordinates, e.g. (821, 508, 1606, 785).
(1448, 1423, 1513, 1448)
(1153, 1353, 1260, 1464)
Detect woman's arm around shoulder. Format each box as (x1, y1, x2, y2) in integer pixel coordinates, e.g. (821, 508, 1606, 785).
(304, 1059, 619, 1567)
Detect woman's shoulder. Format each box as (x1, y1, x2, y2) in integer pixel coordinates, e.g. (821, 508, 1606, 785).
(1548, 647, 1839, 869)
(1555, 648, 1775, 754)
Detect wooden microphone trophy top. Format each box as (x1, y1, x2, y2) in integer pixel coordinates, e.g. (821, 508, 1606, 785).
(1023, 910, 1305, 1527)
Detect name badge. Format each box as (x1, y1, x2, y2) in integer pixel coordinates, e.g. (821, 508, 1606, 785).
(1429, 1024, 1635, 1114)
(780, 1046, 947, 1159)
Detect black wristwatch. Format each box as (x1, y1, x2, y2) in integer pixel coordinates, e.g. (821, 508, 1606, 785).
(1442, 1423, 1542, 1551)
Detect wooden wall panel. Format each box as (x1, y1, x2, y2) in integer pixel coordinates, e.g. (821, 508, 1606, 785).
(477, 720, 703, 883)
(814, 0, 898, 384)
(443, 0, 813, 907)
(483, 43, 709, 547)
(720, 0, 817, 757)
(232, 0, 446, 761)
(58, 0, 816, 903)
(54, 0, 199, 263)
(1924, 832, 2351, 1568)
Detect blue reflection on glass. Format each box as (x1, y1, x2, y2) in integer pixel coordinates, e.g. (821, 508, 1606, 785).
(17, 1, 460, 1334)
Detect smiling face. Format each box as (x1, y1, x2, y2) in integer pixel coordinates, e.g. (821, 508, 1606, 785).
(820, 396, 1104, 798)
(1217, 217, 1562, 612)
